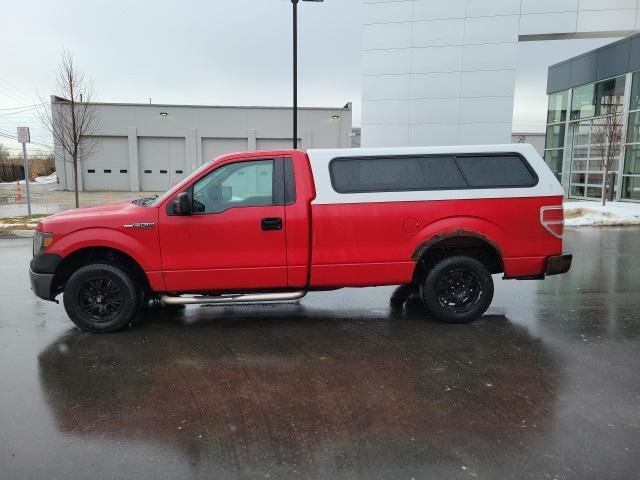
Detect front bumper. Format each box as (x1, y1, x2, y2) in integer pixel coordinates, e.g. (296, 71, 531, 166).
(546, 253, 573, 276)
(30, 268, 55, 301)
(29, 253, 62, 301)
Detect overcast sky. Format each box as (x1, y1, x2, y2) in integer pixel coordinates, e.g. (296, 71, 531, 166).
(0, 0, 620, 154)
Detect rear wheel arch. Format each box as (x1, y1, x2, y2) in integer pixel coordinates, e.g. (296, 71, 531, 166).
(412, 231, 504, 281)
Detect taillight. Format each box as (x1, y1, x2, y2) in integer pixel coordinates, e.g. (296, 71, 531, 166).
(540, 205, 564, 238)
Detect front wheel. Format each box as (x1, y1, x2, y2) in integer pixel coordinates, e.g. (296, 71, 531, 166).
(63, 263, 140, 333)
(421, 255, 494, 324)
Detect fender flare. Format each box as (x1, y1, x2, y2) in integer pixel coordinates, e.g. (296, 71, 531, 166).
(411, 216, 507, 262)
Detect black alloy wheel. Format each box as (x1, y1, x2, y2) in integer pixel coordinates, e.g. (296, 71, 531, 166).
(421, 255, 494, 324)
(435, 267, 482, 313)
(77, 277, 125, 322)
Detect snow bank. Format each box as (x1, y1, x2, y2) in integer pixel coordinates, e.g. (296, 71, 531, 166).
(34, 173, 57, 184)
(564, 201, 640, 227)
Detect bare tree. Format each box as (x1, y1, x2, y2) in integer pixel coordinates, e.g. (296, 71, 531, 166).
(37, 50, 99, 208)
(592, 98, 624, 206)
(0, 143, 9, 163)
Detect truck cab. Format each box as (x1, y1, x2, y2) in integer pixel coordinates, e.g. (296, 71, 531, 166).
(30, 144, 571, 333)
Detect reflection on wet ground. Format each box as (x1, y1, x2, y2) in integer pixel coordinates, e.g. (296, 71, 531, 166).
(1, 227, 639, 479)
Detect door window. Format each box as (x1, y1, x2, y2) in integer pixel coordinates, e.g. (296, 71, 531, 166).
(193, 159, 274, 213)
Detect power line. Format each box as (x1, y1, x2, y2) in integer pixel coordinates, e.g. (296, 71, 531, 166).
(0, 108, 41, 118)
(0, 77, 36, 104)
(0, 103, 46, 112)
(0, 130, 53, 150)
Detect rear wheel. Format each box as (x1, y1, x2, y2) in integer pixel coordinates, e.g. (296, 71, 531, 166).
(421, 255, 493, 324)
(63, 263, 140, 333)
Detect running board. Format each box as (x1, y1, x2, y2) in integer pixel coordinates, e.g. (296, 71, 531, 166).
(160, 290, 307, 306)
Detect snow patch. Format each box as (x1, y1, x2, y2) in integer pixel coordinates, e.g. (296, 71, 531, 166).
(564, 201, 640, 227)
(34, 173, 57, 184)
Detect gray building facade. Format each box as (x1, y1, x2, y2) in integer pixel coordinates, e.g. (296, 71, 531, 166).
(53, 99, 353, 192)
(546, 34, 640, 202)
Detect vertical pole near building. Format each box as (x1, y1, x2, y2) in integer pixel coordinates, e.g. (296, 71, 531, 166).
(22, 143, 31, 217)
(17, 127, 31, 217)
(292, 0, 298, 149)
(289, 0, 323, 149)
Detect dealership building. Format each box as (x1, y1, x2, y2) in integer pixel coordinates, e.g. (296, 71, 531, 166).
(53, 99, 353, 192)
(545, 33, 640, 202)
(361, 0, 640, 148)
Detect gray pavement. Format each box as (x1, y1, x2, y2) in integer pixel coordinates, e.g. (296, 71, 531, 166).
(0, 228, 639, 479)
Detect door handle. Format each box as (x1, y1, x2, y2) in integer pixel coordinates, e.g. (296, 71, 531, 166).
(261, 217, 283, 231)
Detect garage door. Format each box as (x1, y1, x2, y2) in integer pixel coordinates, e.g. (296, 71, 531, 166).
(81, 137, 130, 191)
(257, 138, 295, 151)
(201, 138, 247, 164)
(138, 137, 186, 192)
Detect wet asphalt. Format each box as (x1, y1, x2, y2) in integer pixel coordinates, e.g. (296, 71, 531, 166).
(1, 228, 639, 480)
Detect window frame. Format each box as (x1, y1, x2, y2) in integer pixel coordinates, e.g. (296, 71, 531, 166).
(328, 152, 538, 194)
(166, 157, 293, 216)
(190, 158, 280, 215)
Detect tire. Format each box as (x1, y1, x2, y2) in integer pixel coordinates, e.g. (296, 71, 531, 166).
(63, 263, 140, 333)
(421, 255, 494, 324)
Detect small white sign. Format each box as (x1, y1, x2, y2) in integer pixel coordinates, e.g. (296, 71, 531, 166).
(17, 127, 30, 144)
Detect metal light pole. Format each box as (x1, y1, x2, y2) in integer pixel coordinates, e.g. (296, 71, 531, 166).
(291, 0, 323, 149)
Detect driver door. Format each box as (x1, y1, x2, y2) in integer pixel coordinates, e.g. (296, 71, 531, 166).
(159, 157, 287, 292)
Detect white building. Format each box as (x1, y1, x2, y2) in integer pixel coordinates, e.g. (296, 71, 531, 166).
(53, 98, 352, 191)
(361, 0, 640, 147)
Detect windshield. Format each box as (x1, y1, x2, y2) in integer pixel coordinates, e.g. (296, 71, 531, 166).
(150, 161, 214, 207)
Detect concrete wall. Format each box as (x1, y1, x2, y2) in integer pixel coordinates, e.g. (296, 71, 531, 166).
(362, 0, 640, 148)
(511, 133, 545, 155)
(54, 101, 352, 191)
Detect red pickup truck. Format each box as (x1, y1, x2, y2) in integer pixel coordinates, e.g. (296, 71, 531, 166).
(30, 144, 571, 332)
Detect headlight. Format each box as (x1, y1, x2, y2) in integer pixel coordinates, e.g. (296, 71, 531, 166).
(33, 231, 54, 256)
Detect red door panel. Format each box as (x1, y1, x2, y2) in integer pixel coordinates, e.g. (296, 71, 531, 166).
(160, 205, 287, 292)
(158, 156, 288, 293)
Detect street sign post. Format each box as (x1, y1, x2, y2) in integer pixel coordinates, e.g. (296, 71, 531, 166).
(17, 127, 31, 217)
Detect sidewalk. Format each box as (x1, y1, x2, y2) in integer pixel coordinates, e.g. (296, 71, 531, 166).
(0, 186, 159, 236)
(0, 184, 159, 213)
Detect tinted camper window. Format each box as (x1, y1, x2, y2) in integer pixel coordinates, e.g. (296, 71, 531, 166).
(329, 153, 537, 193)
(456, 155, 536, 188)
(330, 155, 467, 193)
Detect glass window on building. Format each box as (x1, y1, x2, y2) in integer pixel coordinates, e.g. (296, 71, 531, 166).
(595, 76, 625, 116)
(630, 72, 640, 112)
(544, 89, 569, 184)
(625, 146, 640, 176)
(544, 150, 563, 182)
(571, 83, 596, 120)
(627, 111, 640, 144)
(570, 76, 625, 121)
(545, 123, 565, 149)
(622, 176, 640, 200)
(547, 91, 568, 124)
(624, 72, 640, 202)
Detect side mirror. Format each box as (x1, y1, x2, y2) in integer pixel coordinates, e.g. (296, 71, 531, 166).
(171, 192, 192, 215)
(221, 185, 232, 201)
